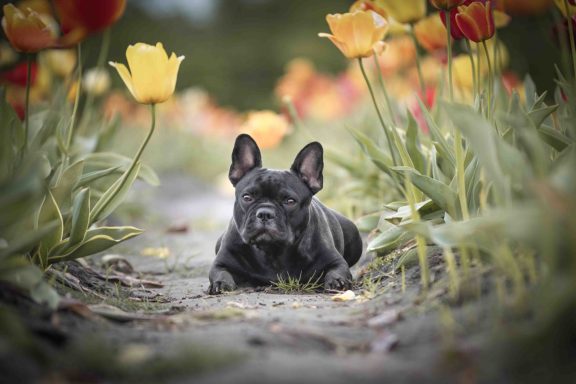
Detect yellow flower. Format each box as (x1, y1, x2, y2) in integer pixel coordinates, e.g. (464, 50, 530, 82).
(109, 42, 184, 104)
(414, 12, 448, 52)
(41, 49, 76, 77)
(83, 68, 111, 96)
(240, 110, 290, 149)
(375, 0, 427, 24)
(1, 3, 57, 53)
(554, 0, 576, 16)
(318, 11, 388, 59)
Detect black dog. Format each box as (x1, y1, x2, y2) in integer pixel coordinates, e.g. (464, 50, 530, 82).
(208, 134, 362, 294)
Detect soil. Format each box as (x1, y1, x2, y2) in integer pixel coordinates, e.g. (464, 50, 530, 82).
(1, 174, 573, 383)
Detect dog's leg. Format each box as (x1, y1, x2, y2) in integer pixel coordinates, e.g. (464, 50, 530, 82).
(323, 261, 353, 290)
(208, 264, 237, 294)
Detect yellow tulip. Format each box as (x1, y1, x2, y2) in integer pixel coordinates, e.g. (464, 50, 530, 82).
(414, 12, 448, 52)
(554, 0, 576, 16)
(375, 0, 427, 24)
(83, 68, 111, 96)
(318, 11, 388, 59)
(109, 42, 184, 104)
(41, 49, 76, 77)
(240, 111, 290, 149)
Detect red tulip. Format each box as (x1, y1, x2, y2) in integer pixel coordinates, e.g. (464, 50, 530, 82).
(0, 61, 37, 87)
(455, 1, 495, 42)
(440, 0, 476, 40)
(53, 0, 126, 45)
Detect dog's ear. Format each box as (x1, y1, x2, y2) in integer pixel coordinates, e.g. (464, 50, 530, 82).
(229, 134, 262, 186)
(291, 142, 323, 194)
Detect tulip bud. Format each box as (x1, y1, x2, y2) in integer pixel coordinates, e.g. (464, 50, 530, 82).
(83, 68, 111, 96)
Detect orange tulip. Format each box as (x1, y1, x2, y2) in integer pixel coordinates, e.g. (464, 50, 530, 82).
(319, 11, 388, 59)
(414, 13, 448, 52)
(240, 111, 290, 149)
(376, 0, 427, 24)
(500, 0, 553, 15)
(53, 0, 126, 45)
(429, 0, 465, 10)
(1, 4, 56, 53)
(349, 0, 388, 18)
(455, 1, 495, 42)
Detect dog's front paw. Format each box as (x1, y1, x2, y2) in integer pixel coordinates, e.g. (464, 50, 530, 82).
(208, 269, 237, 295)
(324, 270, 352, 291)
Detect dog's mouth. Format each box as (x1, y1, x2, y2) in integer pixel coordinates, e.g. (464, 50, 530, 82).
(246, 227, 283, 244)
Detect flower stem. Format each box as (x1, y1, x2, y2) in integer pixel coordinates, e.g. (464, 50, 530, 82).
(91, 104, 156, 221)
(133, 104, 156, 167)
(482, 40, 493, 121)
(372, 52, 396, 124)
(358, 57, 399, 167)
(23, 54, 32, 153)
(80, 28, 111, 131)
(64, 44, 83, 159)
(564, 0, 576, 87)
(465, 40, 478, 99)
(445, 12, 454, 101)
(409, 24, 426, 96)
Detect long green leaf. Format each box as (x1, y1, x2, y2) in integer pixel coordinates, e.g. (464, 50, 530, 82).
(443, 103, 527, 199)
(391, 166, 459, 219)
(69, 188, 91, 246)
(49, 226, 143, 263)
(349, 128, 393, 173)
(90, 162, 142, 223)
(82, 152, 160, 186)
(405, 112, 426, 174)
(36, 191, 64, 267)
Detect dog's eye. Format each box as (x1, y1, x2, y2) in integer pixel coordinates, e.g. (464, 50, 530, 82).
(242, 194, 253, 203)
(284, 198, 296, 206)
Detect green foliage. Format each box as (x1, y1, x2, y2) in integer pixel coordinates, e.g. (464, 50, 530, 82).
(353, 72, 576, 299)
(0, 71, 157, 308)
(271, 272, 324, 294)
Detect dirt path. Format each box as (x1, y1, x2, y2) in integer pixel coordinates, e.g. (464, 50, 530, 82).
(75, 175, 480, 383)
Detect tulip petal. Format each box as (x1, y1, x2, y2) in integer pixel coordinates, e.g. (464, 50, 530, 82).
(126, 42, 170, 103)
(319, 32, 353, 59)
(108, 61, 135, 99)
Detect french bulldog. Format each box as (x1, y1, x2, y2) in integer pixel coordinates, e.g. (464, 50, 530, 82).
(208, 134, 362, 294)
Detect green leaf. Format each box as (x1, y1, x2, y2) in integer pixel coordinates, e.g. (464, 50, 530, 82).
(74, 166, 121, 189)
(90, 162, 142, 223)
(405, 112, 426, 174)
(538, 126, 571, 152)
(0, 221, 58, 259)
(69, 188, 90, 246)
(0, 256, 59, 309)
(391, 166, 459, 219)
(528, 105, 558, 129)
(349, 128, 393, 173)
(443, 102, 527, 199)
(49, 226, 143, 263)
(416, 95, 455, 167)
(367, 224, 411, 253)
(52, 160, 84, 211)
(82, 152, 160, 186)
(355, 212, 382, 233)
(36, 191, 64, 267)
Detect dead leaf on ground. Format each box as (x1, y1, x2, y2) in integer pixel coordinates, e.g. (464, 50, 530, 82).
(140, 247, 171, 259)
(331, 290, 356, 302)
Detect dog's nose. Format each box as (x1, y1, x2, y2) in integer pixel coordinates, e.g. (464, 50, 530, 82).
(256, 207, 276, 222)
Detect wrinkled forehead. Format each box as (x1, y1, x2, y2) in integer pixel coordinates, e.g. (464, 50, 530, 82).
(236, 169, 309, 197)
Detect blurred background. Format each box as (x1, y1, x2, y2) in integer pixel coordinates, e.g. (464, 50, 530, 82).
(0, 0, 565, 201)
